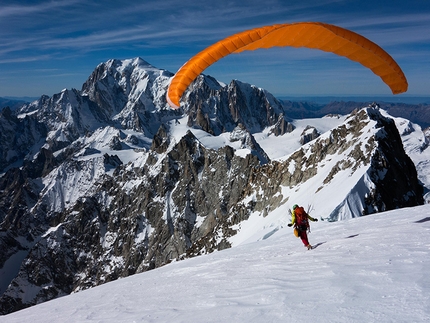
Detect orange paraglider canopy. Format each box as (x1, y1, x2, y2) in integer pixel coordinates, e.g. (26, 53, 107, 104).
(166, 22, 408, 109)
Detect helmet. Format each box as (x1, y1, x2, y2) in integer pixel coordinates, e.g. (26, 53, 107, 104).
(292, 204, 298, 210)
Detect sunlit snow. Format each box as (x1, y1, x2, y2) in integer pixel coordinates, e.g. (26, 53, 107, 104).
(3, 205, 429, 323)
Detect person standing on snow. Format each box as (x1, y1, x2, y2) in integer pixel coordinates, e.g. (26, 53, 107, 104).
(288, 204, 318, 250)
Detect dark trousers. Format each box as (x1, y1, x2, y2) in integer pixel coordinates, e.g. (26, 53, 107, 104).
(298, 227, 310, 246)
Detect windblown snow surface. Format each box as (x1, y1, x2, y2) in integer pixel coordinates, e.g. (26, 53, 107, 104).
(3, 204, 430, 323)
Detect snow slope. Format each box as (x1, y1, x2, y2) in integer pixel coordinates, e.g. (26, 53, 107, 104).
(3, 204, 430, 323)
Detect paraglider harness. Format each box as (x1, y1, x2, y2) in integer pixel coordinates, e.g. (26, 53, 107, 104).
(292, 206, 311, 236)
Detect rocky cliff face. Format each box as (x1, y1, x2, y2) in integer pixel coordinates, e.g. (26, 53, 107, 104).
(0, 58, 424, 315)
(0, 106, 47, 171)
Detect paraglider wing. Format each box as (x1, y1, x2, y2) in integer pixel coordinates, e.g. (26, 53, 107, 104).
(166, 22, 408, 109)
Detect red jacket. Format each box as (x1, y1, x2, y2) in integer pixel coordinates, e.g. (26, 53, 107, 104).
(292, 206, 316, 229)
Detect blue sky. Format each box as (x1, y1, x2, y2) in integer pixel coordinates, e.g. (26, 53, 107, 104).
(1, 0, 430, 99)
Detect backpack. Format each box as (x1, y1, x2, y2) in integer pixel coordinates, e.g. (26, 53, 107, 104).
(294, 206, 309, 231)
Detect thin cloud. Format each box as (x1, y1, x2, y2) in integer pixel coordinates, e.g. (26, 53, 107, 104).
(34, 26, 198, 50)
(0, 54, 53, 64)
(0, 0, 83, 18)
(341, 12, 430, 28)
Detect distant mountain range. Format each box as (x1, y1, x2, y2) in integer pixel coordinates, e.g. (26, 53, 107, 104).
(3, 95, 429, 129)
(279, 99, 430, 129)
(278, 95, 430, 104)
(0, 97, 33, 111)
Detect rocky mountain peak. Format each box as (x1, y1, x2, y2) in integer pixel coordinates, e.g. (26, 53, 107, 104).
(185, 76, 294, 136)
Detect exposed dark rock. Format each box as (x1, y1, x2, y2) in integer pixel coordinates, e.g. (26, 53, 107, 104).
(300, 126, 320, 144)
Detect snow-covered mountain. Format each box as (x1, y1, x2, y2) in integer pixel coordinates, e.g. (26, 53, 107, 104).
(0, 57, 429, 315)
(2, 204, 430, 323)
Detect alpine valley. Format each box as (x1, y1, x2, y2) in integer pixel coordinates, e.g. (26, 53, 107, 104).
(0, 58, 429, 315)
